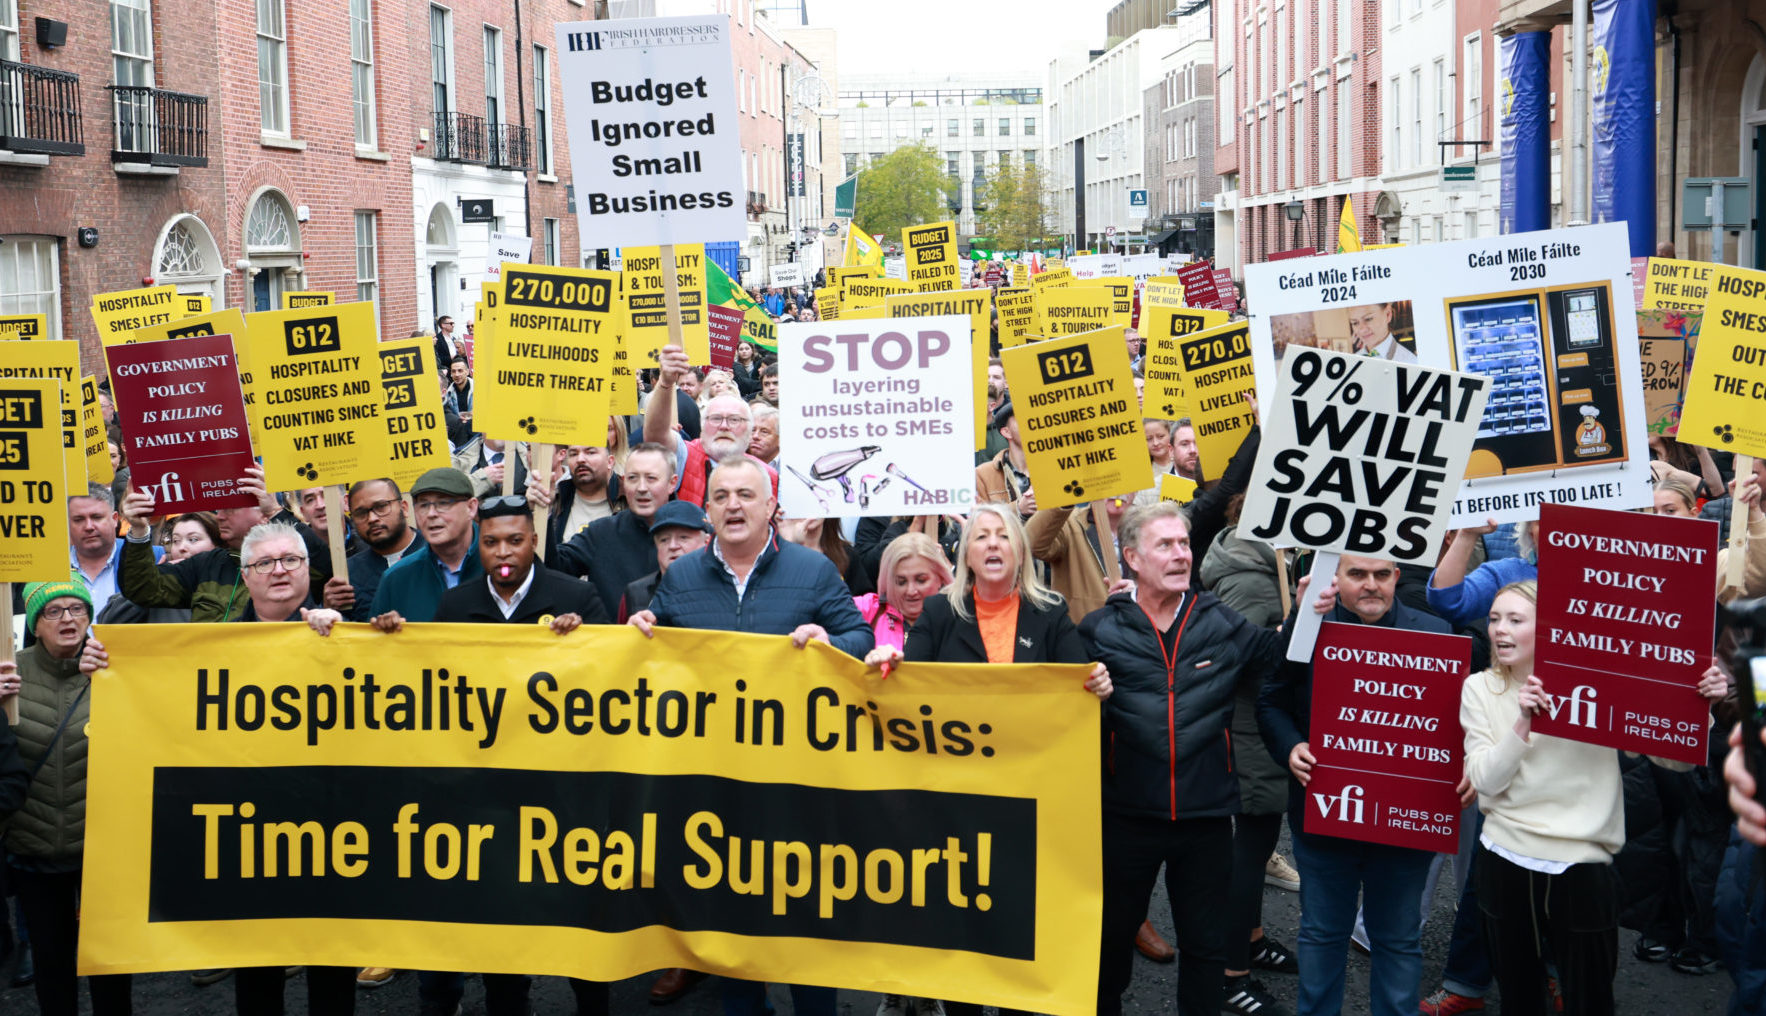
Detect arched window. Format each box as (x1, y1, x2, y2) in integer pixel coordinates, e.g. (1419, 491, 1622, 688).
(246, 189, 300, 253)
(153, 215, 224, 302)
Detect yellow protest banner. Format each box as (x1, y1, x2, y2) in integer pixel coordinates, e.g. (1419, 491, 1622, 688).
(1035, 287, 1114, 339)
(831, 265, 881, 292)
(1009, 263, 1028, 287)
(1680, 265, 1766, 456)
(1094, 276, 1135, 329)
(815, 287, 842, 321)
(81, 624, 1103, 1016)
(0, 314, 46, 340)
(884, 289, 992, 450)
(1001, 326, 1151, 508)
(607, 275, 638, 417)
(1142, 280, 1187, 307)
(180, 294, 211, 316)
(0, 339, 85, 493)
(845, 277, 915, 311)
(996, 291, 1039, 349)
(90, 285, 184, 346)
(1158, 473, 1198, 504)
(376, 339, 451, 488)
(842, 305, 886, 320)
(476, 265, 617, 445)
(903, 221, 960, 292)
(129, 308, 259, 440)
(80, 375, 114, 487)
(0, 378, 70, 580)
(622, 244, 710, 365)
(1031, 267, 1073, 290)
(282, 291, 335, 310)
(1171, 321, 1257, 481)
(1140, 305, 1231, 421)
(1642, 257, 1714, 312)
(246, 302, 392, 491)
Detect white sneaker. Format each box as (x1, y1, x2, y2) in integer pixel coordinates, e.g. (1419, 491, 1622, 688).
(876, 996, 910, 1016)
(1264, 852, 1301, 892)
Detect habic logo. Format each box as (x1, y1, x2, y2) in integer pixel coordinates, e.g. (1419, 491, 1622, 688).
(1546, 684, 1600, 728)
(1312, 784, 1366, 825)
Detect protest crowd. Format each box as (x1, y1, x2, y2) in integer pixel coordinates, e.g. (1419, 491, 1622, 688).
(7, 14, 1766, 1016)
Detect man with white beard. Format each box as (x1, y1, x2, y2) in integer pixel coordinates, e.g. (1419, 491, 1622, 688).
(644, 343, 778, 507)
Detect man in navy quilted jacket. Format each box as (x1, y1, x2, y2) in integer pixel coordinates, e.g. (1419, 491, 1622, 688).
(627, 453, 871, 1016)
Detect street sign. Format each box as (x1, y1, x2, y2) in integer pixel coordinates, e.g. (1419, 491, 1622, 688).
(1128, 189, 1148, 208)
(1440, 165, 1476, 193)
(1105, 225, 1117, 237)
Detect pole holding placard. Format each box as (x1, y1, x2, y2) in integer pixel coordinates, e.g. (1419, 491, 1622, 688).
(533, 443, 553, 561)
(0, 587, 15, 725)
(322, 487, 349, 582)
(1731, 456, 1755, 590)
(1089, 503, 1123, 586)
(1286, 552, 1339, 663)
(1275, 549, 1292, 618)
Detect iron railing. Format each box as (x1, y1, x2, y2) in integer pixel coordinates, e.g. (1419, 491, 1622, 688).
(433, 110, 487, 163)
(108, 85, 208, 166)
(487, 122, 531, 171)
(0, 58, 83, 156)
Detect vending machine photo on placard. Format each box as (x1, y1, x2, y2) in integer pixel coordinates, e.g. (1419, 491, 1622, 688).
(1444, 281, 1627, 478)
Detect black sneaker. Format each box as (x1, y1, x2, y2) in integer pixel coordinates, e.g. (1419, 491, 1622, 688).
(1634, 937, 1672, 963)
(1250, 936, 1298, 974)
(1222, 976, 1290, 1016)
(1670, 947, 1722, 975)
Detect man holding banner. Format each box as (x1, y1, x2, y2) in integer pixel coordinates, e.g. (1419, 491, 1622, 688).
(628, 455, 871, 1016)
(1256, 556, 1461, 1016)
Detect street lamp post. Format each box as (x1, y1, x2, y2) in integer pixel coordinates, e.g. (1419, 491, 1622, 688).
(1283, 198, 1305, 251)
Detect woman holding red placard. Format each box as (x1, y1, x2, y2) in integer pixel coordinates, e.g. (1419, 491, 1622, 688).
(1462, 581, 1724, 1016)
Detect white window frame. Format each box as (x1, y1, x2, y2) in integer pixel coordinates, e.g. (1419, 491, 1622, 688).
(257, 0, 290, 136)
(1464, 33, 1483, 146)
(484, 26, 502, 127)
(543, 218, 560, 266)
(430, 5, 453, 117)
(1390, 76, 1402, 171)
(0, 236, 61, 342)
(0, 0, 18, 62)
(350, 0, 376, 148)
(1411, 67, 1423, 166)
(1336, 83, 1351, 179)
(533, 44, 552, 175)
(355, 211, 379, 330)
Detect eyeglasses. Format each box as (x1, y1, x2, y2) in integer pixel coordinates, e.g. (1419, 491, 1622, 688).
(705, 414, 747, 428)
(478, 495, 528, 512)
(40, 603, 90, 621)
(349, 498, 401, 522)
(414, 497, 467, 515)
(246, 554, 307, 574)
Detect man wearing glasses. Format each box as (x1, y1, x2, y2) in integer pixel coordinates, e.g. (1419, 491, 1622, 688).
(369, 468, 481, 625)
(81, 523, 352, 1012)
(320, 478, 423, 621)
(644, 345, 778, 508)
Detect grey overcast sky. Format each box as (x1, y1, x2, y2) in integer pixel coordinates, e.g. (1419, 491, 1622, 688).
(806, 1, 1121, 81)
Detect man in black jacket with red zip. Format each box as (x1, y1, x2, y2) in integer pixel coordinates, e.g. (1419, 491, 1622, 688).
(1082, 501, 1317, 1016)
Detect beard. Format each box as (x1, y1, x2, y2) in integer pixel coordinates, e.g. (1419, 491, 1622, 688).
(704, 432, 747, 458)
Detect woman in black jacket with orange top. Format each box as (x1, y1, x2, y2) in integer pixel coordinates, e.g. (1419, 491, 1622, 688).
(865, 502, 1111, 1016)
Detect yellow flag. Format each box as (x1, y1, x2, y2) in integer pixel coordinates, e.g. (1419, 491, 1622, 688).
(1337, 197, 1361, 253)
(845, 225, 884, 268)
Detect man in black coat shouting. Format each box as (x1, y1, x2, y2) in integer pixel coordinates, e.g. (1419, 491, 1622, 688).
(1082, 500, 1324, 1016)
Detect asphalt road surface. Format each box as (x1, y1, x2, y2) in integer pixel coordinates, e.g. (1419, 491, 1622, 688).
(0, 849, 1733, 1015)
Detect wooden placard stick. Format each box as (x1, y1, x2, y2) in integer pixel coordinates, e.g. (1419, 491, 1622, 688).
(1275, 548, 1292, 617)
(322, 486, 349, 582)
(1730, 455, 1755, 590)
(1, 585, 15, 724)
(659, 242, 685, 434)
(1089, 502, 1123, 585)
(533, 443, 554, 561)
